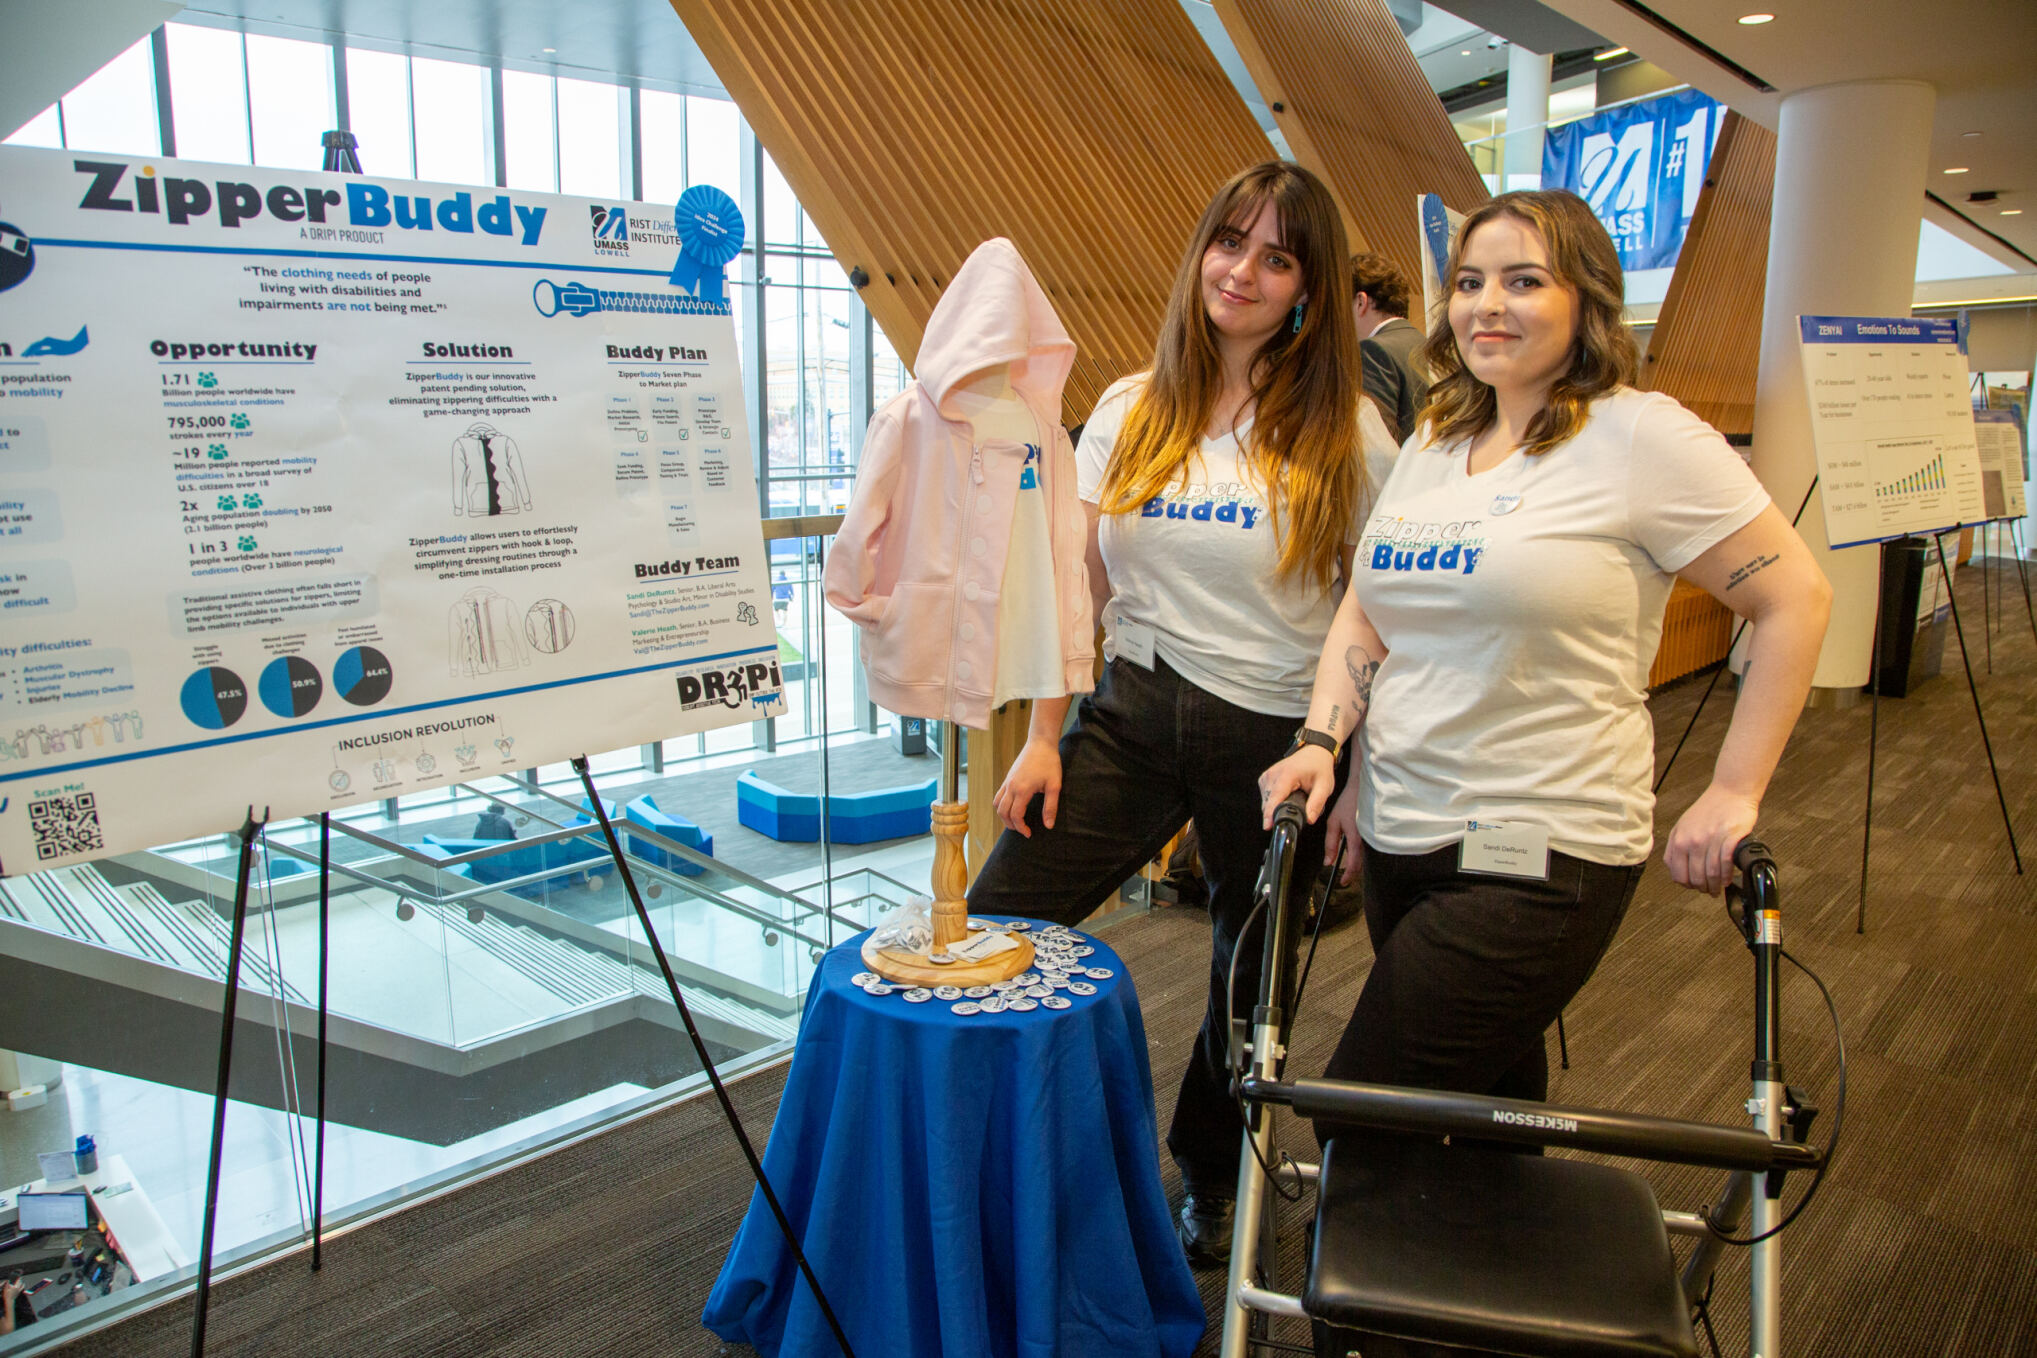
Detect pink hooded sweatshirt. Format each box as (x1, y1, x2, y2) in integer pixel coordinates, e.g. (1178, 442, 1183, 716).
(823, 238, 1093, 729)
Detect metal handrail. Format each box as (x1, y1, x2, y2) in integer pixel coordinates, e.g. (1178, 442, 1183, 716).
(307, 808, 860, 954)
(490, 778, 871, 934)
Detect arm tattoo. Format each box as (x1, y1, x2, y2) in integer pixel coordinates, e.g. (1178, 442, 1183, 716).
(1345, 646, 1380, 717)
(1725, 553, 1780, 591)
(1325, 705, 1342, 736)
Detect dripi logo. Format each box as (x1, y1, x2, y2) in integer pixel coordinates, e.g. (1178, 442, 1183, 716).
(590, 205, 630, 253)
(676, 658, 784, 713)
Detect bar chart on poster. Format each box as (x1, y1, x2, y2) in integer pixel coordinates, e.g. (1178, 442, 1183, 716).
(1799, 315, 1988, 548)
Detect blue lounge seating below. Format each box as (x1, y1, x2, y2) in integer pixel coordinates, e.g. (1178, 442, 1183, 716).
(623, 794, 715, 876)
(420, 829, 611, 902)
(736, 771, 938, 845)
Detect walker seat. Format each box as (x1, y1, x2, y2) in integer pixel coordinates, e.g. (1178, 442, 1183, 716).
(1306, 1135, 1696, 1358)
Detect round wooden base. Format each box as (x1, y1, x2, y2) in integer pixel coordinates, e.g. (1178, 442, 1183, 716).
(863, 931, 1035, 988)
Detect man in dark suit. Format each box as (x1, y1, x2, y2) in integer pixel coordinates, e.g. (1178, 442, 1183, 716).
(1351, 252, 1429, 445)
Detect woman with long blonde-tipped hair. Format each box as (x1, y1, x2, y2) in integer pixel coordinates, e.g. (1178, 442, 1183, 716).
(967, 160, 1397, 1267)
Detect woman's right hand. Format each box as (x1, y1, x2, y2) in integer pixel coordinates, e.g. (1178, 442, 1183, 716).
(993, 737, 1063, 837)
(1258, 745, 1337, 829)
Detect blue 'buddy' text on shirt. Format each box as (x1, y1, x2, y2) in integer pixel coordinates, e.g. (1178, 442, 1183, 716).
(1370, 541, 1482, 574)
(1141, 496, 1260, 529)
(1019, 443, 1040, 490)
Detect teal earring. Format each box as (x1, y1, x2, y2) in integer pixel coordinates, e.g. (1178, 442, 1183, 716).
(1291, 302, 1306, 334)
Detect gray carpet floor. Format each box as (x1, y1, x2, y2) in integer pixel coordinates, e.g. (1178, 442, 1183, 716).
(50, 561, 2037, 1357)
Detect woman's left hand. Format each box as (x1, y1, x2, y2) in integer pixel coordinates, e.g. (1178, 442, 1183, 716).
(1664, 783, 1760, 894)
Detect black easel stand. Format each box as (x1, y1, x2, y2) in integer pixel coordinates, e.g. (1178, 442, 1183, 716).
(190, 807, 268, 1358)
(571, 757, 856, 1358)
(1932, 532, 2023, 876)
(1857, 534, 2024, 934)
(1858, 559, 1885, 935)
(311, 813, 331, 1270)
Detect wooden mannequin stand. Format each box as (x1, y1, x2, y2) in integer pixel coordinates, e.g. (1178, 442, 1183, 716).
(863, 721, 1033, 986)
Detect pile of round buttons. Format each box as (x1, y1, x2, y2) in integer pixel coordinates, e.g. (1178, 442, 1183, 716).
(851, 920, 1116, 1016)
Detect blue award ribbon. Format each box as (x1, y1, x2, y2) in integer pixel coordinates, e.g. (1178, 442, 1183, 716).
(669, 185, 746, 307)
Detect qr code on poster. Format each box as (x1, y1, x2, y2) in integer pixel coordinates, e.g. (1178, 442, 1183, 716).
(30, 793, 104, 861)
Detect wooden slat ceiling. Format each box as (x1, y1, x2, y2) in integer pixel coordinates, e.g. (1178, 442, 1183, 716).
(1640, 111, 1778, 437)
(666, 0, 1276, 421)
(1210, 0, 1489, 297)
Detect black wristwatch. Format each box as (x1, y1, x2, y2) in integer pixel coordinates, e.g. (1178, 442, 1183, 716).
(1287, 726, 1339, 760)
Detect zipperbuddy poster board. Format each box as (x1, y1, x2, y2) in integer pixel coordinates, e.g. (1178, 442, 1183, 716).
(1797, 315, 1989, 549)
(1972, 407, 2028, 520)
(0, 145, 781, 873)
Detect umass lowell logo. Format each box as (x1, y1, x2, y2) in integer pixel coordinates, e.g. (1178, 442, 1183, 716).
(589, 205, 630, 254)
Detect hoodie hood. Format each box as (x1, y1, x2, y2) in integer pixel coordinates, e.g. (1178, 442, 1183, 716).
(914, 238, 1076, 422)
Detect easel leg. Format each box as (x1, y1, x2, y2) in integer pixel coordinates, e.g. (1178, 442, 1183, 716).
(2012, 522, 2037, 647)
(571, 757, 856, 1358)
(311, 812, 330, 1271)
(1933, 535, 2023, 875)
(1860, 551, 1886, 935)
(190, 807, 267, 1358)
(1983, 524, 1994, 675)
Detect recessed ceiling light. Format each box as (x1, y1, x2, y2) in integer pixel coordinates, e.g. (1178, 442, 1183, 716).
(1595, 46, 1630, 61)
(1737, 13, 1775, 24)
(542, 46, 556, 54)
(2004, 209, 2024, 216)
(1461, 49, 1473, 56)
(1962, 130, 1983, 137)
(1943, 167, 1970, 174)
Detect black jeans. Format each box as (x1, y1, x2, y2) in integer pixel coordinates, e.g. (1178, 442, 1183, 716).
(1315, 843, 1642, 1358)
(969, 656, 1333, 1197)
(1320, 842, 1642, 1107)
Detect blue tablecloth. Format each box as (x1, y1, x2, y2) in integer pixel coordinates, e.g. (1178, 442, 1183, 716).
(703, 925, 1204, 1358)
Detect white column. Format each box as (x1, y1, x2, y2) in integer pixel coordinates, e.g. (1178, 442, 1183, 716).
(1748, 80, 1936, 690)
(1504, 46, 1552, 190)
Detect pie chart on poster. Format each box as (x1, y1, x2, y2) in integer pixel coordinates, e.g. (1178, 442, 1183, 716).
(258, 655, 323, 718)
(334, 645, 393, 706)
(180, 666, 248, 730)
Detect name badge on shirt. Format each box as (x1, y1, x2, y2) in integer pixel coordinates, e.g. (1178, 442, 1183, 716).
(1459, 820, 1550, 879)
(1116, 616, 1156, 669)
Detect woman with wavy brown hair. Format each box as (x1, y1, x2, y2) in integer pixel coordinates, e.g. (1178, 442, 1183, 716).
(968, 161, 1395, 1266)
(1260, 191, 1830, 1329)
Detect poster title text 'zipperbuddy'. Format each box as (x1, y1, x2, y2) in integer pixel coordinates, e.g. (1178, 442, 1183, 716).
(73, 160, 549, 246)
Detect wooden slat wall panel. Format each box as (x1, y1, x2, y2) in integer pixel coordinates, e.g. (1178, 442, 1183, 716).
(1641, 112, 1778, 685)
(1211, 0, 1488, 295)
(1640, 111, 1777, 436)
(1649, 579, 1735, 688)
(668, 0, 1276, 421)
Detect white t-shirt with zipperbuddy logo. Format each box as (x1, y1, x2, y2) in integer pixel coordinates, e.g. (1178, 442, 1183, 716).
(1356, 387, 1771, 866)
(1078, 377, 1387, 717)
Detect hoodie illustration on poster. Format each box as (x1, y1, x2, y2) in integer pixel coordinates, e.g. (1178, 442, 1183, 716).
(824, 238, 1094, 728)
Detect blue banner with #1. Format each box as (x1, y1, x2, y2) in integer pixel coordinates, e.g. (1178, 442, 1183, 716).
(1541, 88, 1724, 272)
